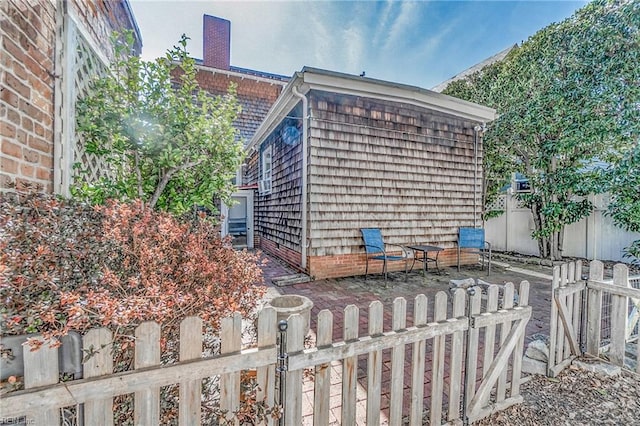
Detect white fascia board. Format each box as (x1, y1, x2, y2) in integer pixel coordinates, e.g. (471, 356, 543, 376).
(194, 64, 289, 86)
(302, 71, 496, 123)
(248, 69, 497, 151)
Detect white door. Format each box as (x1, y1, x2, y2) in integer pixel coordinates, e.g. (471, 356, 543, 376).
(221, 190, 254, 249)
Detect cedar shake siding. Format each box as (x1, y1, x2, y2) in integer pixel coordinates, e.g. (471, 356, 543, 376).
(253, 104, 304, 265)
(248, 68, 496, 279)
(306, 90, 482, 278)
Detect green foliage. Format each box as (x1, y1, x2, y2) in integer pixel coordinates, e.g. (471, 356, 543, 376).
(444, 0, 640, 259)
(74, 32, 244, 215)
(606, 143, 640, 261)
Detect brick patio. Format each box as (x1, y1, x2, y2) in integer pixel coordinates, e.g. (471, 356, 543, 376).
(258, 253, 555, 424)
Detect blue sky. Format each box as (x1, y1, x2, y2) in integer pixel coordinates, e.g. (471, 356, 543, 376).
(129, 0, 587, 89)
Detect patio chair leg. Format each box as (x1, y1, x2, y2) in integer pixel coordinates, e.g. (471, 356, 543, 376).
(383, 259, 388, 281)
(365, 257, 369, 280)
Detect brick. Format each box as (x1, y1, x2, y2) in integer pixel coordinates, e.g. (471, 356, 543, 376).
(21, 116, 33, 132)
(0, 173, 15, 189)
(28, 135, 50, 154)
(6, 107, 20, 125)
(23, 148, 39, 163)
(1, 87, 19, 108)
(18, 100, 43, 123)
(1, 122, 17, 139)
(33, 122, 44, 137)
(12, 60, 28, 81)
(35, 167, 51, 181)
(16, 130, 27, 145)
(3, 37, 25, 63)
(39, 153, 53, 168)
(1, 156, 19, 174)
(20, 163, 34, 177)
(4, 73, 30, 99)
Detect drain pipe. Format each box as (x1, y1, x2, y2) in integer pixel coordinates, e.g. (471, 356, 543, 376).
(473, 126, 480, 228)
(473, 123, 486, 228)
(292, 85, 309, 271)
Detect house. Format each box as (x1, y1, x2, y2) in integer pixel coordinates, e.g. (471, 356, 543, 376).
(1, 0, 141, 196)
(191, 16, 288, 247)
(187, 15, 497, 276)
(243, 67, 496, 279)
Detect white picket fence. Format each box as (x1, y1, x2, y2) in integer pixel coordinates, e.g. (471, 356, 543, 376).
(548, 260, 640, 376)
(0, 284, 532, 425)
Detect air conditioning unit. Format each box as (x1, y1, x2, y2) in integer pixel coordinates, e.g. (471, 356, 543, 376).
(258, 179, 271, 195)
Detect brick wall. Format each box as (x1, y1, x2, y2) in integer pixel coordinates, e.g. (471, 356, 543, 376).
(1, 0, 56, 192)
(308, 249, 477, 279)
(260, 236, 303, 271)
(1, 0, 140, 195)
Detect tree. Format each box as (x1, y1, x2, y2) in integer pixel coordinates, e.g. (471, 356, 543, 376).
(444, 0, 640, 260)
(606, 143, 640, 262)
(74, 32, 244, 215)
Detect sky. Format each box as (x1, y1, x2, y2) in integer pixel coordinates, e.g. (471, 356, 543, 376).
(129, 0, 588, 89)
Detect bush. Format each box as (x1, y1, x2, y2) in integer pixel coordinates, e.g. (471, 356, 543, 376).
(0, 193, 265, 348)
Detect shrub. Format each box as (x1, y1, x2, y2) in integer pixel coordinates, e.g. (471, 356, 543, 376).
(0, 193, 265, 348)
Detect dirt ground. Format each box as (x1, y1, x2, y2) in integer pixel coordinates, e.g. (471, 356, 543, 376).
(476, 358, 640, 425)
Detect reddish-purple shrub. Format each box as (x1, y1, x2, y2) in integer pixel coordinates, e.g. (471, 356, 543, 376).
(0, 194, 265, 348)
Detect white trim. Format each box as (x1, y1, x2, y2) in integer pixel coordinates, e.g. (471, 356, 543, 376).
(194, 64, 289, 86)
(248, 68, 496, 151)
(221, 190, 254, 249)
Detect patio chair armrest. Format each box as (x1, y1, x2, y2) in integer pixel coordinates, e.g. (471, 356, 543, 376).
(364, 243, 384, 253)
(386, 243, 411, 257)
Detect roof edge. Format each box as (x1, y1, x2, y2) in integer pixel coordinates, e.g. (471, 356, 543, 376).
(248, 67, 496, 150)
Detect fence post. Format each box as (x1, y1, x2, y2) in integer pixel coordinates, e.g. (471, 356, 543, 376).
(463, 287, 481, 426)
(547, 266, 560, 376)
(134, 322, 161, 425)
(258, 307, 277, 426)
(23, 336, 59, 425)
(610, 264, 629, 366)
(284, 314, 305, 425)
(586, 260, 604, 356)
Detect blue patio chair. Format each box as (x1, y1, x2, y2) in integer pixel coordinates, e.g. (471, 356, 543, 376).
(361, 228, 410, 281)
(456, 227, 492, 275)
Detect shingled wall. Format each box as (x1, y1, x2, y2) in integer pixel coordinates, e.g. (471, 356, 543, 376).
(305, 90, 483, 279)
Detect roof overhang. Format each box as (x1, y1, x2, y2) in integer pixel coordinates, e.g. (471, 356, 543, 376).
(247, 67, 496, 151)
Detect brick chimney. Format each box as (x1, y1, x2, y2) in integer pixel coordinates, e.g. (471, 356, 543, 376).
(203, 15, 231, 70)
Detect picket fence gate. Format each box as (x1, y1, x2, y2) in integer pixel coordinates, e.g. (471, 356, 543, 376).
(0, 284, 531, 425)
(548, 260, 640, 376)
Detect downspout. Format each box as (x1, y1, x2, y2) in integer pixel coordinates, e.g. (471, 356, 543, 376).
(292, 85, 309, 271)
(473, 125, 481, 228)
(473, 123, 487, 228)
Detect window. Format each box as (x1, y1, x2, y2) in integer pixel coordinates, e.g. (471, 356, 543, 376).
(260, 145, 272, 194)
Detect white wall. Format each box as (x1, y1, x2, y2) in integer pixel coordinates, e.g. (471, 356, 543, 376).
(486, 194, 640, 262)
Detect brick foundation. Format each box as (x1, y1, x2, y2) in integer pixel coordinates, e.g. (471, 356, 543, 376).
(308, 249, 481, 280)
(259, 237, 302, 272)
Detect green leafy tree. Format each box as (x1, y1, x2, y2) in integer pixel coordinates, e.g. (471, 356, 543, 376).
(606, 143, 640, 262)
(444, 0, 640, 260)
(74, 32, 244, 214)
